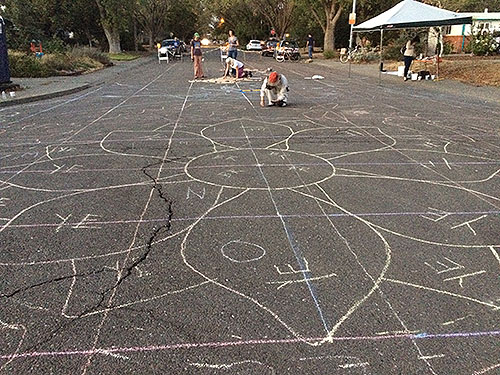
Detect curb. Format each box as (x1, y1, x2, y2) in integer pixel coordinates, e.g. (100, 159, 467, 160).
(0, 84, 92, 108)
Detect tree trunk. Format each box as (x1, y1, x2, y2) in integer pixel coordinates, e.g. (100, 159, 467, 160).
(104, 27, 121, 53)
(324, 19, 334, 51)
(134, 19, 138, 52)
(312, 1, 342, 52)
(149, 30, 154, 50)
(96, 0, 121, 53)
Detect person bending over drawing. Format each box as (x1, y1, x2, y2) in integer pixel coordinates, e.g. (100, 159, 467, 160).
(223, 57, 251, 79)
(260, 71, 289, 107)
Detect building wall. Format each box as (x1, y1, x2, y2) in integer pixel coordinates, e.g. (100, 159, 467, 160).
(448, 21, 500, 36)
(444, 13, 500, 52)
(443, 35, 471, 53)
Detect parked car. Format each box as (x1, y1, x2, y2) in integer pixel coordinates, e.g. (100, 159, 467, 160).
(246, 40, 262, 51)
(261, 39, 279, 56)
(274, 39, 301, 60)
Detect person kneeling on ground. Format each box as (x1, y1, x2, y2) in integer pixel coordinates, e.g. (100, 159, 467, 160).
(223, 57, 252, 79)
(260, 71, 289, 107)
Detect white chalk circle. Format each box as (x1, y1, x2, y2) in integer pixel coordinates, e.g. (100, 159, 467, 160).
(185, 148, 336, 190)
(221, 240, 266, 263)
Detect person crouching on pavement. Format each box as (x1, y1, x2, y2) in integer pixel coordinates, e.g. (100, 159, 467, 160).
(223, 57, 251, 79)
(260, 71, 289, 107)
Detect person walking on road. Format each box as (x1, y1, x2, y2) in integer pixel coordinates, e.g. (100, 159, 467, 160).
(260, 71, 289, 107)
(228, 30, 239, 59)
(191, 33, 205, 79)
(403, 35, 420, 81)
(306, 34, 314, 59)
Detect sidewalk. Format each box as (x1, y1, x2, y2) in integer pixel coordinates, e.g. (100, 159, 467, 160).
(310, 58, 500, 106)
(0, 56, 153, 108)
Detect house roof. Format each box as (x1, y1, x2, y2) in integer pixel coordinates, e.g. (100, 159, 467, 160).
(354, 0, 472, 32)
(461, 12, 500, 21)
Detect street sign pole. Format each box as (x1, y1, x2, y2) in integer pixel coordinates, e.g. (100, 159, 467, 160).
(348, 0, 357, 78)
(348, 0, 357, 50)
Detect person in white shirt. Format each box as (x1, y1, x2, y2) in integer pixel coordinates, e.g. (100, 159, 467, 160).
(403, 35, 420, 81)
(223, 57, 250, 79)
(260, 71, 289, 107)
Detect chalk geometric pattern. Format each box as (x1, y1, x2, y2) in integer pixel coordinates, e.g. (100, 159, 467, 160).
(1, 55, 499, 374)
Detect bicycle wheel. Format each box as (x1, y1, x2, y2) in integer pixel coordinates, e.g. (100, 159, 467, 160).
(291, 53, 300, 61)
(339, 54, 349, 64)
(275, 54, 285, 63)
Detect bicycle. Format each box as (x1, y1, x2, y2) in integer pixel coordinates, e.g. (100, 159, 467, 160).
(339, 45, 361, 64)
(275, 49, 301, 63)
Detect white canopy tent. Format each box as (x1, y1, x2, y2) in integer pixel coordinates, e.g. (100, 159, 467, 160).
(354, 0, 472, 32)
(352, 0, 472, 81)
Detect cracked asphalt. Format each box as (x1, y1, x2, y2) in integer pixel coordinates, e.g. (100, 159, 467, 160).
(0, 51, 499, 375)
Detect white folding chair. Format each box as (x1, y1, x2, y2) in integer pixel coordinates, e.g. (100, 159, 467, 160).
(158, 49, 169, 64)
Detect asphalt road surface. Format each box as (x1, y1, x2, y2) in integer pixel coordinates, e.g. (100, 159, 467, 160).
(1, 51, 499, 375)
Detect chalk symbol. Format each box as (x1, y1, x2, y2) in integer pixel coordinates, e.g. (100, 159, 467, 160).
(221, 240, 266, 263)
(420, 207, 450, 223)
(451, 215, 487, 236)
(443, 270, 486, 288)
(424, 256, 465, 274)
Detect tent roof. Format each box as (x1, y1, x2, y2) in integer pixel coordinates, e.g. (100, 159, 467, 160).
(354, 0, 472, 31)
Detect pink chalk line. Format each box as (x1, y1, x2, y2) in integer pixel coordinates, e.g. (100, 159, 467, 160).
(1, 330, 499, 361)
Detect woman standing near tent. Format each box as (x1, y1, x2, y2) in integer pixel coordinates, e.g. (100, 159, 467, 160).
(403, 35, 420, 81)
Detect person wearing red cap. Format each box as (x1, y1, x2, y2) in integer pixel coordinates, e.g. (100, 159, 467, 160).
(260, 71, 289, 107)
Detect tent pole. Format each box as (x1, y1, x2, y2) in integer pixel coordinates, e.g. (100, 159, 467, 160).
(379, 29, 383, 84)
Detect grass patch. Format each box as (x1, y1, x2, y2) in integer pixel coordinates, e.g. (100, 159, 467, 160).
(385, 57, 500, 87)
(108, 53, 140, 61)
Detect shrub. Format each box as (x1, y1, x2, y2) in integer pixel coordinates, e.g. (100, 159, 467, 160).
(467, 31, 499, 56)
(69, 47, 112, 66)
(42, 53, 73, 72)
(441, 41, 454, 55)
(9, 53, 51, 78)
(8, 48, 108, 78)
(323, 50, 335, 59)
(353, 51, 380, 63)
(43, 37, 68, 54)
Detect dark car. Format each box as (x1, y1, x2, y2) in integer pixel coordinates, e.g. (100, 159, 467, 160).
(159, 39, 184, 57)
(262, 39, 279, 57)
(161, 39, 178, 50)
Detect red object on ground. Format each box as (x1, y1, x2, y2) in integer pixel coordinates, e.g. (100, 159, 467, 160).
(269, 72, 278, 83)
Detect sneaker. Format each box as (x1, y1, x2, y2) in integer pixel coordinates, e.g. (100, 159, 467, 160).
(403, 77, 408, 81)
(267, 103, 276, 107)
